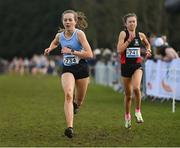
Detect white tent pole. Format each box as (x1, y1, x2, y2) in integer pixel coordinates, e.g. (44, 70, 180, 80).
(172, 68, 176, 113)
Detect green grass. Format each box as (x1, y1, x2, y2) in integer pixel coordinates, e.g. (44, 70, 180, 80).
(0, 74, 180, 147)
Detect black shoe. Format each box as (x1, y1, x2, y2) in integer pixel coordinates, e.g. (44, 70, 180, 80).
(64, 127, 73, 138)
(73, 102, 79, 114)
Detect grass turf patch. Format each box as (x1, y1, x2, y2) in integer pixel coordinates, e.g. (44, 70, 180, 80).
(0, 74, 180, 146)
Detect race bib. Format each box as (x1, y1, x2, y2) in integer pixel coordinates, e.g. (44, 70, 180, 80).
(126, 47, 140, 58)
(63, 55, 80, 66)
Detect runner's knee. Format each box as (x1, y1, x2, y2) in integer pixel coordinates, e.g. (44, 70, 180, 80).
(65, 89, 73, 103)
(133, 87, 140, 94)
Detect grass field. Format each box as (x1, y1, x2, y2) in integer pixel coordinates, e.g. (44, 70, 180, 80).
(0, 74, 180, 147)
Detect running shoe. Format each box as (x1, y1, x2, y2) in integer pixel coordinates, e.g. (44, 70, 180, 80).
(135, 112, 144, 123)
(73, 102, 79, 114)
(125, 119, 131, 129)
(64, 127, 73, 138)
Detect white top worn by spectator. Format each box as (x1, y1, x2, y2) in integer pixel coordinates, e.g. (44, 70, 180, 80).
(154, 37, 179, 61)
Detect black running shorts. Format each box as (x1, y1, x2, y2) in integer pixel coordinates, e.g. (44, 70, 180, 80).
(121, 63, 142, 78)
(61, 59, 89, 80)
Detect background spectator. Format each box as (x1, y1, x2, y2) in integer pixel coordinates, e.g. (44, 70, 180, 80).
(154, 37, 179, 61)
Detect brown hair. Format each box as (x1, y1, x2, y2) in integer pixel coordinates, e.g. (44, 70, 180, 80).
(58, 10, 88, 32)
(122, 13, 137, 25)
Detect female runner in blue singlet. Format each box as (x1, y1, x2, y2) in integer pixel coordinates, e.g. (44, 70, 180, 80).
(44, 10, 93, 138)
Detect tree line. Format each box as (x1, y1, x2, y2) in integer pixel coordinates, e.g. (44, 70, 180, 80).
(0, 0, 179, 59)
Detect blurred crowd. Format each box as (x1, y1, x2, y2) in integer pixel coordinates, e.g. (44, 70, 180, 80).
(0, 34, 179, 76)
(0, 55, 63, 75)
(0, 48, 119, 76)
